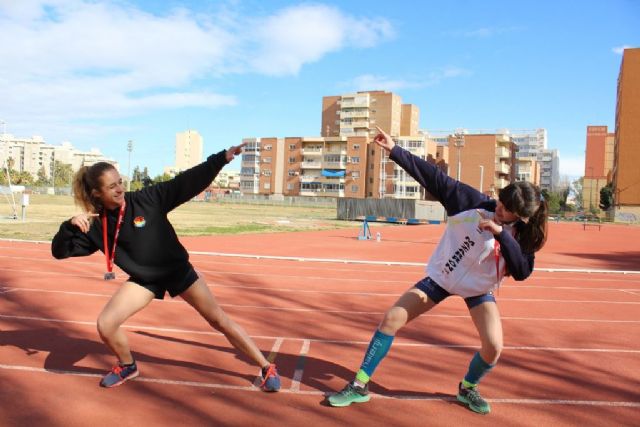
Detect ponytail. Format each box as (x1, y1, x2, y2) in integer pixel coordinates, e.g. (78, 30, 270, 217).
(519, 198, 548, 253)
(72, 162, 116, 214)
(499, 181, 548, 253)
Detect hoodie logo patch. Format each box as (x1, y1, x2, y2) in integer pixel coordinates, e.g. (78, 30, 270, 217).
(133, 216, 146, 228)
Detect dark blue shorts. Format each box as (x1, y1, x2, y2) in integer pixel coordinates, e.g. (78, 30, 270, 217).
(414, 277, 495, 309)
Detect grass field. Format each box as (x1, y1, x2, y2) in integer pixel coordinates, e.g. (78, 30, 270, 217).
(0, 194, 357, 241)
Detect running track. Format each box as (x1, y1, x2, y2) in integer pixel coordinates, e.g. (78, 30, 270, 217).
(1, 222, 639, 426)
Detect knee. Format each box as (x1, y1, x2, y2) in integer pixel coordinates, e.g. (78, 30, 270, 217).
(481, 340, 503, 364)
(379, 307, 407, 334)
(96, 314, 118, 339)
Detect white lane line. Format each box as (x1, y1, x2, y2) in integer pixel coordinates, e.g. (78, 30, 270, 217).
(2, 314, 640, 351)
(1, 363, 639, 407)
(253, 337, 283, 388)
(11, 286, 640, 305)
(290, 340, 310, 392)
(2, 242, 638, 275)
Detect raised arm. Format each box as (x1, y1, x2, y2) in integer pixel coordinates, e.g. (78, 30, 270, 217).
(138, 143, 246, 213)
(373, 127, 489, 215)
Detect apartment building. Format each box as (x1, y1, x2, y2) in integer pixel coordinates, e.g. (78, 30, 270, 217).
(510, 129, 558, 191)
(583, 125, 615, 210)
(612, 48, 640, 219)
(175, 130, 203, 171)
(448, 133, 517, 195)
(0, 134, 117, 179)
(242, 91, 438, 199)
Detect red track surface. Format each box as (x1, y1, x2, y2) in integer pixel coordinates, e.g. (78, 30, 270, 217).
(1, 222, 639, 426)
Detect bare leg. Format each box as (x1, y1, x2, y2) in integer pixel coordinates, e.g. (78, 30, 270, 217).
(378, 287, 438, 335)
(97, 282, 155, 364)
(469, 301, 503, 364)
(180, 277, 269, 368)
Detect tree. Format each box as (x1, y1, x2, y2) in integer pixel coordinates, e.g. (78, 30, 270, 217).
(541, 189, 561, 214)
(599, 183, 613, 211)
(153, 173, 172, 183)
(36, 166, 50, 186)
(53, 161, 74, 187)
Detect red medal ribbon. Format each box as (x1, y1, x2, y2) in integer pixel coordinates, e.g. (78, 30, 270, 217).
(494, 239, 502, 285)
(102, 201, 126, 277)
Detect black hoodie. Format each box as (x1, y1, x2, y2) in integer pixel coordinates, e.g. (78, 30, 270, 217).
(52, 150, 228, 284)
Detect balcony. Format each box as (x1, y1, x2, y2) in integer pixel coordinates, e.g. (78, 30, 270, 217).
(300, 175, 321, 183)
(340, 110, 370, 119)
(301, 161, 322, 169)
(496, 162, 510, 174)
(301, 148, 322, 155)
(324, 161, 347, 169)
(496, 146, 510, 158)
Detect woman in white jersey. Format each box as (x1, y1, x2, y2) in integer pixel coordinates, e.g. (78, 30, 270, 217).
(329, 127, 548, 414)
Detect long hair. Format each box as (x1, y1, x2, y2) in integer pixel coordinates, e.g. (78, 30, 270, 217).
(498, 181, 548, 253)
(72, 162, 117, 214)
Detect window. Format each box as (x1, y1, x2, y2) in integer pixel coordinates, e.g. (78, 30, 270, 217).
(263, 183, 271, 190)
(263, 157, 272, 163)
(287, 183, 295, 190)
(369, 178, 373, 184)
(263, 170, 272, 177)
(353, 144, 360, 150)
(289, 144, 296, 150)
(351, 171, 360, 179)
(351, 185, 359, 193)
(264, 144, 272, 151)
(289, 157, 296, 163)
(288, 170, 296, 176)
(370, 164, 374, 170)
(351, 156, 360, 164)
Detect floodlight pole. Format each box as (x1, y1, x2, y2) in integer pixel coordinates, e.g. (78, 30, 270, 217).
(127, 140, 133, 191)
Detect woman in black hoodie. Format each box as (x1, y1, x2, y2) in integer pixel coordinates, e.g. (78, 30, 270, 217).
(52, 143, 280, 391)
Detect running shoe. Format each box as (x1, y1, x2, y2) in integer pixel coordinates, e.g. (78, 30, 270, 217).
(328, 382, 371, 407)
(100, 361, 139, 388)
(456, 382, 490, 414)
(260, 363, 281, 392)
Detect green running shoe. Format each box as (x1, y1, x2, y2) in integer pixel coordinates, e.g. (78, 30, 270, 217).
(328, 382, 371, 407)
(456, 382, 490, 414)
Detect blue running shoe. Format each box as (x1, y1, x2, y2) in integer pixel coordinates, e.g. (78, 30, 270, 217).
(260, 364, 281, 392)
(100, 361, 139, 388)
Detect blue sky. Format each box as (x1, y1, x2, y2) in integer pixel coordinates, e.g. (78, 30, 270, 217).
(1, 0, 638, 179)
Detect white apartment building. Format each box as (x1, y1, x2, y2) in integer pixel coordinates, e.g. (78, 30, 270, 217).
(509, 129, 559, 191)
(175, 130, 203, 171)
(0, 134, 118, 180)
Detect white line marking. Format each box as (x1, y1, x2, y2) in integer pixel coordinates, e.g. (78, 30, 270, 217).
(1, 314, 639, 351)
(5, 239, 636, 275)
(1, 363, 639, 407)
(11, 286, 640, 306)
(290, 340, 310, 392)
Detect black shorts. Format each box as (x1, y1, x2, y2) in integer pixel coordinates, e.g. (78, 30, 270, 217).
(128, 266, 199, 300)
(414, 277, 496, 309)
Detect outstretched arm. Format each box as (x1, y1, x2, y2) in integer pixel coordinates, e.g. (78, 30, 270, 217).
(373, 127, 489, 215)
(140, 142, 247, 212)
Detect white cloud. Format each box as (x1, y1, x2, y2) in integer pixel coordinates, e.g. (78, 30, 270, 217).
(346, 67, 471, 92)
(612, 45, 634, 55)
(248, 4, 394, 76)
(0, 1, 393, 139)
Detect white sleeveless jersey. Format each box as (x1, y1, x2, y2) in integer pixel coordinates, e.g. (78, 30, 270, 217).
(426, 209, 514, 298)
